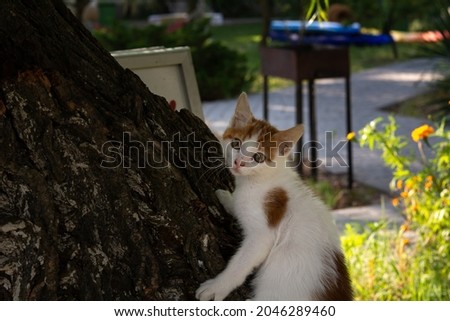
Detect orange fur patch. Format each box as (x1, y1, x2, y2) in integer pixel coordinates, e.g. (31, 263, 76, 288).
(223, 119, 279, 161)
(264, 187, 288, 227)
(313, 251, 353, 300)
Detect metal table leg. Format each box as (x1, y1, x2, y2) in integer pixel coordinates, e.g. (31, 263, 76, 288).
(345, 76, 353, 189)
(295, 80, 303, 175)
(263, 75, 269, 120)
(308, 79, 318, 181)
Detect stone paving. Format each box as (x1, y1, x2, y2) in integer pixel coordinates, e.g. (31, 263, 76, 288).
(201, 58, 444, 225)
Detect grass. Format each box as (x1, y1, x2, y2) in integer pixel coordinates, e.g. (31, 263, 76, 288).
(211, 21, 434, 93)
(342, 221, 450, 300)
(381, 89, 450, 119)
(349, 42, 431, 71)
(304, 171, 382, 210)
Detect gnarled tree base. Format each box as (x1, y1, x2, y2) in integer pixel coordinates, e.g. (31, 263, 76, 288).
(0, 0, 247, 300)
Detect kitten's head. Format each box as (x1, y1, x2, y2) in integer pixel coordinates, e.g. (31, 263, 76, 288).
(222, 93, 304, 176)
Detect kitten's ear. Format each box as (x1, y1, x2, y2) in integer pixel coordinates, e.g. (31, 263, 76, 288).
(230, 92, 254, 128)
(273, 124, 304, 156)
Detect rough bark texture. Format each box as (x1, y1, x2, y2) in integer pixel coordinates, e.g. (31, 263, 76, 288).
(0, 0, 247, 300)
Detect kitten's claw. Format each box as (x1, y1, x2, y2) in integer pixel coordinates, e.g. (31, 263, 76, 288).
(195, 278, 229, 301)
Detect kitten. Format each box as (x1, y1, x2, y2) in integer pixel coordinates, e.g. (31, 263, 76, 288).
(196, 93, 353, 301)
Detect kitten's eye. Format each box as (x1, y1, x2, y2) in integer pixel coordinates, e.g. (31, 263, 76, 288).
(231, 138, 241, 150)
(253, 152, 266, 163)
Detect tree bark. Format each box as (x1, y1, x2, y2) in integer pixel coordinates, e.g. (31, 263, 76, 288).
(0, 0, 246, 300)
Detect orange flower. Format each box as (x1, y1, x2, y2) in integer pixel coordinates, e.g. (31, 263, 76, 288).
(400, 223, 409, 233)
(396, 180, 403, 190)
(346, 131, 356, 141)
(400, 191, 408, 199)
(392, 198, 399, 207)
(425, 175, 433, 189)
(411, 124, 434, 142)
(410, 202, 419, 212)
(405, 179, 414, 191)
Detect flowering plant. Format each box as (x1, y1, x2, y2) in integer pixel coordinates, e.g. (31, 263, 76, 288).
(343, 116, 449, 300)
(355, 117, 449, 228)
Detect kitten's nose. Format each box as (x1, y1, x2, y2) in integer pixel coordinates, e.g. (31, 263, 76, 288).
(234, 159, 245, 167)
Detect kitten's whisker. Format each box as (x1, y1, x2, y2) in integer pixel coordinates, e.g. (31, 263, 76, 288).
(197, 163, 227, 183)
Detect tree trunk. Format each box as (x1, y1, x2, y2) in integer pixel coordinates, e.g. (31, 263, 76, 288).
(0, 0, 246, 300)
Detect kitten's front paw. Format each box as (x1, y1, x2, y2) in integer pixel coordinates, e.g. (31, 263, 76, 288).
(215, 189, 233, 214)
(215, 189, 231, 202)
(195, 278, 230, 301)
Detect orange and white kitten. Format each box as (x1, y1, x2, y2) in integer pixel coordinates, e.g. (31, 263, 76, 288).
(196, 93, 352, 301)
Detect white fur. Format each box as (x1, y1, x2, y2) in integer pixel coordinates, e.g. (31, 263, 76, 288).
(196, 148, 342, 300)
(195, 93, 343, 301)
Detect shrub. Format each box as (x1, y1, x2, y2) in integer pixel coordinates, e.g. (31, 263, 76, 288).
(191, 41, 251, 101)
(343, 117, 450, 300)
(93, 19, 253, 101)
(422, 0, 450, 120)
